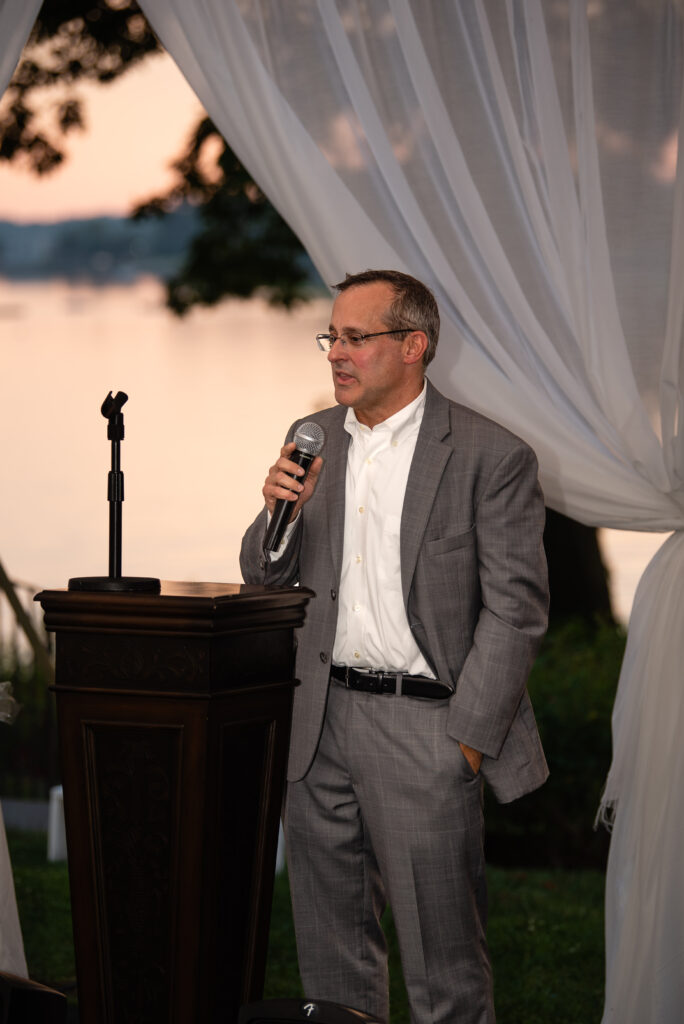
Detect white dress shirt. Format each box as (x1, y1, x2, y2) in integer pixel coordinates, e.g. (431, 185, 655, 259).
(332, 385, 434, 676)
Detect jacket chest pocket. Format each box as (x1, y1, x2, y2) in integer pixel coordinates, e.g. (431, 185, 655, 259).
(425, 525, 474, 557)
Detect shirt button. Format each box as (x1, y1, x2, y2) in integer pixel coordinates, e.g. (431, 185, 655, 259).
(355, 554, 362, 564)
(353, 650, 361, 660)
(358, 506, 365, 514)
(320, 652, 328, 664)
(353, 603, 360, 612)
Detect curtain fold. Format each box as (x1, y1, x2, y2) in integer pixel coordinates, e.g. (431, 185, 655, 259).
(602, 531, 684, 1020)
(141, 0, 683, 521)
(0, 0, 43, 984)
(0, 0, 42, 97)
(0, 805, 27, 978)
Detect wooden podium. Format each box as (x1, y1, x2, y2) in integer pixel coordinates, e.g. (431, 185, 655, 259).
(36, 581, 314, 1024)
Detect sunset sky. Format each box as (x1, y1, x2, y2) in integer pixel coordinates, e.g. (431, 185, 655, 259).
(0, 53, 203, 222)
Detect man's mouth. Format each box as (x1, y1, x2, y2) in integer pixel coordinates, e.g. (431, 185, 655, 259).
(333, 370, 357, 385)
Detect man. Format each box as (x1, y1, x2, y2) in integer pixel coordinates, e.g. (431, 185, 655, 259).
(240, 270, 548, 1024)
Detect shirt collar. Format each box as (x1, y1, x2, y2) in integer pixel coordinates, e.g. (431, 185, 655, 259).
(344, 380, 427, 445)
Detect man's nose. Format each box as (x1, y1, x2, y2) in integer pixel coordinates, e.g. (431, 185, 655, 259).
(327, 337, 346, 361)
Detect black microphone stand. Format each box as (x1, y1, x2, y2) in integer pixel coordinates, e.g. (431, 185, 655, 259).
(104, 389, 126, 580)
(68, 391, 161, 593)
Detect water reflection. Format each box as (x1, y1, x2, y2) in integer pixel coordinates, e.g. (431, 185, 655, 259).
(0, 277, 330, 589)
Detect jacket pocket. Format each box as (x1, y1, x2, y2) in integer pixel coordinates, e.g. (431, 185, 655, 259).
(425, 525, 474, 556)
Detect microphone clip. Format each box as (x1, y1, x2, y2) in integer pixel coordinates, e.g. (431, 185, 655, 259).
(101, 390, 128, 442)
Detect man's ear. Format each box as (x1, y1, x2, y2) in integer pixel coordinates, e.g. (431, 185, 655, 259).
(403, 330, 429, 365)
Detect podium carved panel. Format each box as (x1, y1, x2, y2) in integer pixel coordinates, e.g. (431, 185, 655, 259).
(85, 720, 181, 1023)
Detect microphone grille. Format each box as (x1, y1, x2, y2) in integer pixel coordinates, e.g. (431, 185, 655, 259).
(294, 421, 326, 456)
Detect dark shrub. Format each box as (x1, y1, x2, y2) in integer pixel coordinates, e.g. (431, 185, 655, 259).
(485, 618, 625, 869)
(0, 655, 58, 799)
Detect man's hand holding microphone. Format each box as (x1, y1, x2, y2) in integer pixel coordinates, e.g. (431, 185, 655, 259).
(263, 422, 325, 552)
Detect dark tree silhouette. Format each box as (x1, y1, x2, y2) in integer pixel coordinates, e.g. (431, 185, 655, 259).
(131, 117, 317, 313)
(1, 1, 159, 174)
(543, 510, 614, 627)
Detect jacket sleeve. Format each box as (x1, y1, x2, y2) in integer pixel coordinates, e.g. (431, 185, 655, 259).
(239, 505, 303, 586)
(446, 442, 549, 758)
(239, 420, 303, 586)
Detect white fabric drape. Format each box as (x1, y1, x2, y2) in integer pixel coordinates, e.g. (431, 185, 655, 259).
(4, 0, 684, 1018)
(0, 0, 42, 96)
(0, 804, 27, 978)
(136, 0, 684, 519)
(0, 7, 41, 983)
(134, 3, 684, 1018)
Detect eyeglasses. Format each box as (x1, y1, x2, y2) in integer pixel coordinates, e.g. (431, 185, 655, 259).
(315, 328, 414, 352)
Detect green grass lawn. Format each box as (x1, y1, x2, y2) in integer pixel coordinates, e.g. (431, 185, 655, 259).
(5, 829, 76, 995)
(7, 829, 605, 1023)
(265, 863, 605, 1024)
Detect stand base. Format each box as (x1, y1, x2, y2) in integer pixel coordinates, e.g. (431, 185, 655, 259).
(68, 576, 161, 593)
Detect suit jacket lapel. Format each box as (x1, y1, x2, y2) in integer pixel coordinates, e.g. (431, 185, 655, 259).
(324, 407, 350, 585)
(401, 381, 452, 607)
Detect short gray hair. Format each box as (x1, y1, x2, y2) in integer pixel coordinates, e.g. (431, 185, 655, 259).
(332, 269, 440, 366)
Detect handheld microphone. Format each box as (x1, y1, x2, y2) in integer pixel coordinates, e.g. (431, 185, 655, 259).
(264, 421, 326, 553)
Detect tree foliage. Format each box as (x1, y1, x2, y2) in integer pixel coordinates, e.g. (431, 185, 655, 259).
(131, 117, 316, 314)
(1, 0, 314, 310)
(1, 1, 159, 174)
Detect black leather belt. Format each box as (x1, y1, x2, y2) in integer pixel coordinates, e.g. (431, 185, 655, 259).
(330, 664, 453, 700)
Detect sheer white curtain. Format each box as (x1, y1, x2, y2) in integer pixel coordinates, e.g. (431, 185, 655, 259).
(136, 3, 684, 1019)
(0, 0, 42, 95)
(0, 0, 42, 982)
(0, 805, 27, 977)
(3, 0, 684, 1017)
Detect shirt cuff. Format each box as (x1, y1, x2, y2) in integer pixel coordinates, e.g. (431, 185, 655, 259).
(266, 509, 299, 561)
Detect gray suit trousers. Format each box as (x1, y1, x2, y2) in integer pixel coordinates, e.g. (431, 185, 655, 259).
(284, 681, 495, 1024)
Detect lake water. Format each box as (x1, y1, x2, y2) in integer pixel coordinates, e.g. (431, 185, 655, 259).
(0, 277, 668, 624)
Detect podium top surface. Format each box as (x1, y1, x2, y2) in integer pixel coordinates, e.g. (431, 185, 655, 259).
(35, 581, 315, 637)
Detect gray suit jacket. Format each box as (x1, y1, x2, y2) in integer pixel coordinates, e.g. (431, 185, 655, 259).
(240, 381, 549, 803)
